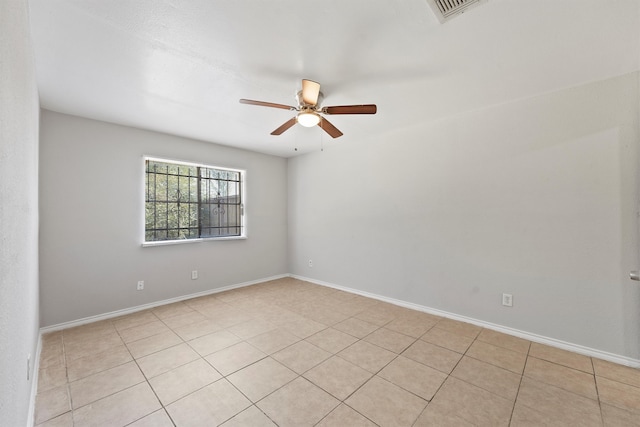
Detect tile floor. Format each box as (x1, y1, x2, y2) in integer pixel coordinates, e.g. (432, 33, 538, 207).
(35, 278, 640, 426)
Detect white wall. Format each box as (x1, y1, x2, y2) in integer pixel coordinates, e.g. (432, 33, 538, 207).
(39, 111, 288, 326)
(288, 72, 640, 360)
(0, 0, 41, 425)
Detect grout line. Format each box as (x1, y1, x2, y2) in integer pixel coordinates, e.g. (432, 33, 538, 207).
(508, 341, 531, 426)
(592, 356, 605, 426)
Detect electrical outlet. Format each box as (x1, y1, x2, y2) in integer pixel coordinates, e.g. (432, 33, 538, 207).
(502, 293, 513, 307)
(308, 259, 313, 267)
(191, 270, 198, 280)
(137, 280, 144, 291)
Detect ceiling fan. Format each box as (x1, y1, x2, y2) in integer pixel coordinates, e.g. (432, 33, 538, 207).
(239, 79, 377, 138)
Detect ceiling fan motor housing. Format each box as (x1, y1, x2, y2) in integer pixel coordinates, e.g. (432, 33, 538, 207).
(296, 90, 323, 108)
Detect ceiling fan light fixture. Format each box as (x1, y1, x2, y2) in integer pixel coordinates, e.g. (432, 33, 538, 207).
(297, 111, 320, 127)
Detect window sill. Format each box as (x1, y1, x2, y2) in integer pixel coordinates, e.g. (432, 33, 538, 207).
(142, 236, 247, 247)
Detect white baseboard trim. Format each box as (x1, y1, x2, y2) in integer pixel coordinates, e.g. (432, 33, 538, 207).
(39, 274, 288, 334)
(27, 334, 42, 427)
(291, 275, 640, 368)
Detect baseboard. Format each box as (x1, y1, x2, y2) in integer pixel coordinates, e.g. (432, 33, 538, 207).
(26, 333, 42, 427)
(291, 275, 640, 368)
(39, 274, 288, 334)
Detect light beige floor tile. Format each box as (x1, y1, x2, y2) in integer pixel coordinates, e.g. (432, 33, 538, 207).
(510, 401, 557, 426)
(524, 356, 597, 400)
(420, 326, 475, 353)
(161, 310, 208, 330)
(338, 340, 397, 373)
(69, 361, 144, 408)
(246, 328, 300, 354)
(597, 376, 640, 413)
(41, 280, 637, 427)
(128, 409, 174, 427)
(515, 377, 602, 426)
(227, 319, 277, 339)
(593, 358, 640, 388)
(205, 341, 267, 376)
(66, 344, 132, 382)
(413, 404, 475, 427)
(379, 355, 448, 401)
(257, 377, 340, 427)
(451, 356, 521, 401)
(220, 405, 277, 426)
(42, 331, 63, 345)
(187, 330, 241, 356)
(166, 379, 251, 427)
(330, 299, 373, 318)
(189, 300, 230, 316)
(35, 411, 73, 427)
(63, 328, 123, 351)
(137, 342, 200, 378)
(354, 308, 397, 326)
(149, 358, 222, 405)
(466, 340, 527, 374)
(333, 317, 379, 339)
(152, 301, 194, 319)
(259, 308, 305, 327)
(306, 328, 358, 354)
(427, 377, 513, 426)
(402, 340, 462, 374)
(38, 364, 67, 393)
(64, 333, 124, 362)
(72, 382, 161, 427)
(529, 342, 593, 373)
(62, 320, 116, 342)
(384, 316, 437, 338)
(435, 318, 482, 338)
(209, 308, 254, 328)
(303, 306, 350, 326)
(172, 318, 223, 341)
(227, 357, 297, 402)
(364, 327, 415, 353)
(346, 376, 427, 427)
(601, 403, 640, 426)
(118, 320, 171, 343)
(477, 328, 530, 354)
(112, 311, 159, 331)
(34, 385, 70, 425)
(126, 330, 183, 359)
(316, 404, 377, 427)
(272, 340, 331, 374)
(304, 356, 372, 400)
(39, 340, 65, 369)
(216, 289, 252, 303)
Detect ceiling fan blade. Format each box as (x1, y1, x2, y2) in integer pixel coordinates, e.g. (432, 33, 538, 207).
(239, 99, 296, 111)
(301, 79, 321, 106)
(270, 117, 297, 135)
(322, 104, 377, 115)
(318, 117, 343, 138)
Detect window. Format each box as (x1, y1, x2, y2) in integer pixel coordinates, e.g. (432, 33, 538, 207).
(144, 157, 244, 243)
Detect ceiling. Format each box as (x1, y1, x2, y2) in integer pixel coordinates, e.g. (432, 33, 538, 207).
(29, 0, 639, 157)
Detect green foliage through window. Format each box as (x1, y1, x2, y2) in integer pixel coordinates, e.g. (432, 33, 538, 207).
(145, 158, 243, 242)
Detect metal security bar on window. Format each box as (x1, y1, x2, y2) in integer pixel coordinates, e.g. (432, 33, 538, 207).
(145, 159, 243, 242)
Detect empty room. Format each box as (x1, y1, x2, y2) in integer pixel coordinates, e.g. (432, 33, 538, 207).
(2, 0, 640, 426)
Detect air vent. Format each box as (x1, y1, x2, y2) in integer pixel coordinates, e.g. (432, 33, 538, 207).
(426, 0, 487, 23)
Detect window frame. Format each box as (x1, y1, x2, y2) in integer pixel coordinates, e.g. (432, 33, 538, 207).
(142, 156, 246, 247)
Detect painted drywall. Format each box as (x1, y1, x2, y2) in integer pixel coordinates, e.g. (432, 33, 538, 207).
(39, 111, 288, 326)
(0, 0, 41, 425)
(288, 72, 640, 360)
